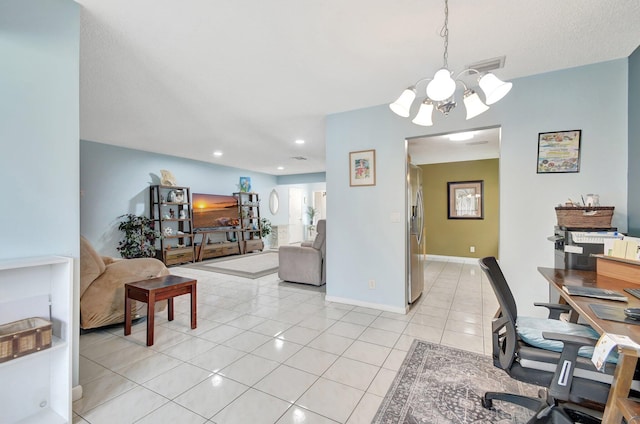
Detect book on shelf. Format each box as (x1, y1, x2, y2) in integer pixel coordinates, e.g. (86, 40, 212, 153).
(562, 285, 628, 302)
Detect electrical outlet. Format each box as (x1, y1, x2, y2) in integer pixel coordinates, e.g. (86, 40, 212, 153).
(368, 279, 376, 289)
(470, 246, 476, 253)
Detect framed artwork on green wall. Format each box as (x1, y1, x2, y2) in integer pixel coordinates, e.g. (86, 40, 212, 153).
(448, 180, 484, 219)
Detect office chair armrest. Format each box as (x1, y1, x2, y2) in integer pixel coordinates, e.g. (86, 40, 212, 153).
(534, 303, 572, 320)
(541, 332, 597, 347)
(541, 332, 597, 401)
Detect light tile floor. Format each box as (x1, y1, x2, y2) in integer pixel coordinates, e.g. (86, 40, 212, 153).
(73, 258, 499, 424)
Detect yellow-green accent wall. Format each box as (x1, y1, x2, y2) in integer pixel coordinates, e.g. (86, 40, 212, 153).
(421, 159, 499, 258)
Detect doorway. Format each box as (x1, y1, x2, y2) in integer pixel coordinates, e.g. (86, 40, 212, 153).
(407, 126, 501, 260)
(288, 188, 304, 243)
(312, 191, 327, 221)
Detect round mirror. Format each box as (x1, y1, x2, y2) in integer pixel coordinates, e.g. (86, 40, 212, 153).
(269, 189, 279, 214)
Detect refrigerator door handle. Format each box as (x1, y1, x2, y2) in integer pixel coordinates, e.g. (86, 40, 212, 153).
(416, 189, 424, 245)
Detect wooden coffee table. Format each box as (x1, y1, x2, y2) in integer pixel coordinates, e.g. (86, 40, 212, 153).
(124, 275, 197, 346)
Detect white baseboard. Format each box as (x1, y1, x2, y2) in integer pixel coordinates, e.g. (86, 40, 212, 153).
(426, 254, 480, 264)
(72, 384, 83, 401)
(325, 295, 408, 315)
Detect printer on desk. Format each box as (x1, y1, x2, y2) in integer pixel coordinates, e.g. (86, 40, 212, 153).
(551, 226, 623, 271)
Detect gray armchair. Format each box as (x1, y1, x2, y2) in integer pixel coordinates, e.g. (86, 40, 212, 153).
(278, 220, 326, 286)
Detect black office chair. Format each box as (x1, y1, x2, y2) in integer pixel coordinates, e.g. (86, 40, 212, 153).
(478, 256, 639, 424)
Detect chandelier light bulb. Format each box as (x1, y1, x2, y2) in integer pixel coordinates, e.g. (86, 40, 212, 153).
(389, 87, 417, 117)
(463, 90, 490, 120)
(478, 73, 512, 105)
(411, 100, 434, 126)
(426, 69, 456, 102)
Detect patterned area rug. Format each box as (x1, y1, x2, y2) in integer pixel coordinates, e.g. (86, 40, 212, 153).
(373, 340, 541, 424)
(184, 251, 278, 278)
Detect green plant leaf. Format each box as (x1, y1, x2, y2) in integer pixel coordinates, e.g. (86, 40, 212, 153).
(116, 214, 160, 258)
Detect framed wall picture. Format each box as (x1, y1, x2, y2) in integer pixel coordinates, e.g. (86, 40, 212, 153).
(447, 180, 484, 219)
(537, 130, 581, 173)
(349, 149, 376, 187)
(239, 176, 252, 192)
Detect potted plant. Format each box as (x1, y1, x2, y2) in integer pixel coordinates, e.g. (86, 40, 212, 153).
(306, 206, 318, 239)
(260, 217, 272, 239)
(260, 217, 272, 248)
(306, 206, 317, 229)
(116, 214, 160, 258)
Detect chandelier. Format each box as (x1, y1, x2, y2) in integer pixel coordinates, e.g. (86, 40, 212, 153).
(389, 0, 512, 126)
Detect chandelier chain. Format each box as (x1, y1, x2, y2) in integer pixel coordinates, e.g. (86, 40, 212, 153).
(440, 0, 449, 69)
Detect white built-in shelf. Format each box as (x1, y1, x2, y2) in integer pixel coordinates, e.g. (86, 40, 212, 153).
(0, 256, 73, 423)
(0, 336, 66, 370)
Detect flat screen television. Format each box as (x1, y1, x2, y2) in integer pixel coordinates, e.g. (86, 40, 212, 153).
(192, 193, 239, 230)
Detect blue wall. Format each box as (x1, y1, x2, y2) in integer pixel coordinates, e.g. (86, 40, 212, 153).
(326, 59, 629, 315)
(0, 0, 80, 259)
(81, 141, 281, 256)
(0, 0, 80, 387)
(277, 173, 326, 185)
(629, 45, 640, 236)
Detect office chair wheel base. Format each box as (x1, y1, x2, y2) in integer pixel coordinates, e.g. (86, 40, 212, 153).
(564, 408, 601, 424)
(481, 397, 493, 409)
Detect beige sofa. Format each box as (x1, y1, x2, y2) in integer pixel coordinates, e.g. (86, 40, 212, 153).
(80, 236, 169, 329)
(278, 220, 326, 286)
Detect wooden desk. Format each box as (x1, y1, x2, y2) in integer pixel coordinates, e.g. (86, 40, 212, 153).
(124, 275, 197, 346)
(538, 267, 640, 423)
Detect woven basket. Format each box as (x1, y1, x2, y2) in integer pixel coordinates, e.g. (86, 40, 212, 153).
(0, 317, 52, 363)
(555, 206, 614, 228)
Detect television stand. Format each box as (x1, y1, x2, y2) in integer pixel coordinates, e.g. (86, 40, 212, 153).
(195, 229, 242, 261)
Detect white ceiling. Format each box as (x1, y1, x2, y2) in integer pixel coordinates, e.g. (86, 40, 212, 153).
(408, 127, 500, 165)
(77, 1, 640, 175)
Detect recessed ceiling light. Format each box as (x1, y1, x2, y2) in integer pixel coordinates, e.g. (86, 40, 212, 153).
(213, 151, 223, 157)
(448, 132, 474, 141)
(295, 139, 305, 145)
(277, 166, 284, 170)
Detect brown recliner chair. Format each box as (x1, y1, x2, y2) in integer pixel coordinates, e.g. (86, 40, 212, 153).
(278, 220, 326, 286)
(80, 236, 169, 329)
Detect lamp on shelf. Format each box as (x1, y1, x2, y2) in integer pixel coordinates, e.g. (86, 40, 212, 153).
(389, 0, 512, 126)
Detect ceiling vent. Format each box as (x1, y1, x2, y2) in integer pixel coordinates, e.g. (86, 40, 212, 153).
(465, 56, 506, 74)
(291, 156, 308, 161)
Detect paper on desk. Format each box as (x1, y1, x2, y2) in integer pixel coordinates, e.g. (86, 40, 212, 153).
(603, 238, 616, 256)
(609, 237, 640, 260)
(627, 240, 640, 260)
(592, 333, 640, 371)
(612, 240, 628, 258)
(564, 244, 583, 254)
(624, 236, 640, 260)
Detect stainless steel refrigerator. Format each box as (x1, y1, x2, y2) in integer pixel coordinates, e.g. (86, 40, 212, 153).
(407, 163, 425, 303)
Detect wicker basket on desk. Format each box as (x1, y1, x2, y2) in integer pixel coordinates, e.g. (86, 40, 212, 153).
(555, 206, 614, 228)
(0, 317, 52, 363)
